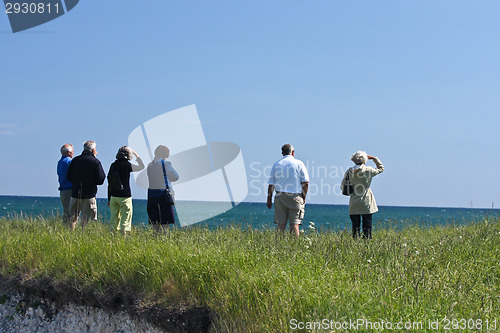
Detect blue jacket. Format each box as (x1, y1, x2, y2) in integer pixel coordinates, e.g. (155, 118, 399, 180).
(57, 156, 72, 191)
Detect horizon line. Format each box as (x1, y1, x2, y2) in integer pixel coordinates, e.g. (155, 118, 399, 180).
(0, 194, 497, 211)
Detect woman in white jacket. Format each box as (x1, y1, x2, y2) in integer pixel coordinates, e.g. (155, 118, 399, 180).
(147, 145, 179, 234)
(341, 151, 384, 239)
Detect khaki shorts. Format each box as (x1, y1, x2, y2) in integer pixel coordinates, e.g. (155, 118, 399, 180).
(59, 190, 72, 224)
(274, 192, 305, 226)
(69, 197, 98, 222)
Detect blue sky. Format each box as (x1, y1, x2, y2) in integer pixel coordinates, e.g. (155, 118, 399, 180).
(1, 1, 499, 208)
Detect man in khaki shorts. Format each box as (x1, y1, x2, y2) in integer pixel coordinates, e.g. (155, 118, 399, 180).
(66, 141, 106, 230)
(267, 144, 309, 237)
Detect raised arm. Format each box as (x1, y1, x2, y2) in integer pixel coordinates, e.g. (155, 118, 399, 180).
(130, 151, 145, 172)
(367, 155, 384, 176)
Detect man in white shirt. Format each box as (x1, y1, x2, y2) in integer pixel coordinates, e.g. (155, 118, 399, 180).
(267, 144, 310, 237)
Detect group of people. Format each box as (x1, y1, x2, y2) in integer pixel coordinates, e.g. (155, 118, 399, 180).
(57, 141, 178, 236)
(58, 141, 384, 239)
(267, 144, 384, 239)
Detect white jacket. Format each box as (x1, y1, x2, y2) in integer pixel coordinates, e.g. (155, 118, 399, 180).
(341, 157, 384, 215)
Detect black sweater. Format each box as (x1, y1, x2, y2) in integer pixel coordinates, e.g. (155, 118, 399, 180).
(107, 158, 133, 201)
(66, 150, 106, 199)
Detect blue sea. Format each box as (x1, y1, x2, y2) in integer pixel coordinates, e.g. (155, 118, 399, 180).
(1, 195, 498, 231)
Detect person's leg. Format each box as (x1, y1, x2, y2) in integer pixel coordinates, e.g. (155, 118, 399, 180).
(362, 214, 373, 239)
(164, 204, 175, 224)
(277, 223, 287, 233)
(147, 198, 158, 224)
(350, 215, 361, 239)
(160, 203, 176, 235)
(287, 194, 304, 238)
(147, 197, 161, 234)
(149, 200, 173, 235)
(120, 197, 133, 237)
(160, 223, 173, 235)
(274, 193, 288, 233)
(79, 199, 90, 230)
(110, 197, 121, 231)
(68, 197, 80, 231)
(80, 197, 97, 230)
(289, 223, 300, 237)
(60, 190, 72, 225)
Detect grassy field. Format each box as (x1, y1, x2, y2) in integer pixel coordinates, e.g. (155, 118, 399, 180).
(0, 216, 498, 332)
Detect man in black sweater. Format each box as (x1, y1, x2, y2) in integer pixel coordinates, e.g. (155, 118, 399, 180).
(66, 140, 106, 230)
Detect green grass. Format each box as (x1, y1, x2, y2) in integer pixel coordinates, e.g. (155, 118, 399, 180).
(0, 216, 498, 332)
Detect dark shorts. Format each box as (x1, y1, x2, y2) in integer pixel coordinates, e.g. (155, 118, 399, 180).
(147, 195, 175, 225)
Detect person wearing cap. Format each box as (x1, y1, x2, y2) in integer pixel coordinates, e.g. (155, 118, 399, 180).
(267, 144, 310, 237)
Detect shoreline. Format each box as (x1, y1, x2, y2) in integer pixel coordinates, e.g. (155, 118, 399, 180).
(1, 194, 499, 210)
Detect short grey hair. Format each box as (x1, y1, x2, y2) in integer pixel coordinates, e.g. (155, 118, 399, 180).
(351, 150, 368, 165)
(60, 144, 73, 156)
(116, 146, 133, 160)
(83, 140, 96, 152)
(281, 144, 294, 155)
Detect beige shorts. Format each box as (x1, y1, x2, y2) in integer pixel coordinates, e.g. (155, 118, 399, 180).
(69, 197, 98, 222)
(274, 192, 305, 226)
(59, 190, 72, 224)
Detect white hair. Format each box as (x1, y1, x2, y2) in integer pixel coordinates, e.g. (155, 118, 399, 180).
(351, 151, 368, 165)
(83, 140, 96, 152)
(60, 144, 73, 155)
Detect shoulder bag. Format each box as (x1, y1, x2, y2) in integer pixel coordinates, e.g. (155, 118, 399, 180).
(161, 160, 175, 205)
(342, 169, 354, 196)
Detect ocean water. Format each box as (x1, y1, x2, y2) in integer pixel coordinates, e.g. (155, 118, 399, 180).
(1, 195, 498, 231)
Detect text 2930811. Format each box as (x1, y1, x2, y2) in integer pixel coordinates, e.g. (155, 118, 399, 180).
(5, 2, 61, 14)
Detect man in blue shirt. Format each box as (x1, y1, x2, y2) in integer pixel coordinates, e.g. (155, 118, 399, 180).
(57, 144, 74, 225)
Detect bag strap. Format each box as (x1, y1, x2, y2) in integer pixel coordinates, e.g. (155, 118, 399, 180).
(345, 168, 351, 182)
(161, 159, 170, 190)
